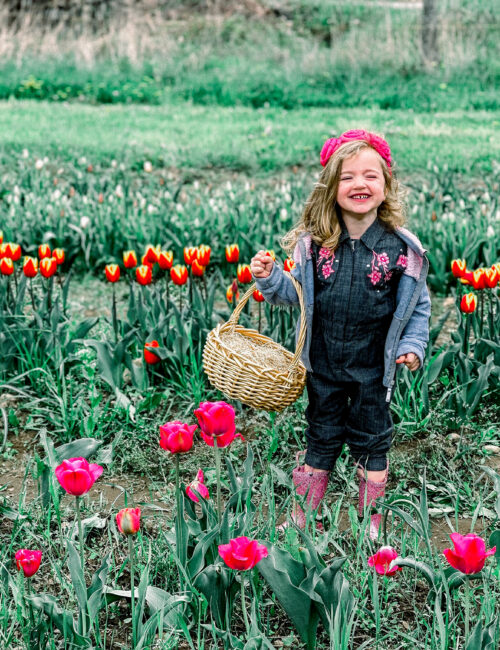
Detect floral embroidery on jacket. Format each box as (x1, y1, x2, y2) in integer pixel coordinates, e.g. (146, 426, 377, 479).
(368, 250, 407, 286)
(316, 246, 336, 280)
(396, 254, 408, 269)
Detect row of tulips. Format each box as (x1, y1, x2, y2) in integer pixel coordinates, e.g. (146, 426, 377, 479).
(0, 240, 65, 279)
(451, 258, 500, 290)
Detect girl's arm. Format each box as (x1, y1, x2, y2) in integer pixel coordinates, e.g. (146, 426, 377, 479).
(252, 257, 301, 306)
(396, 283, 431, 368)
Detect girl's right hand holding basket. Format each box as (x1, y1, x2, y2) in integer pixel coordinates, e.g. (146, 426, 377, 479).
(251, 250, 275, 278)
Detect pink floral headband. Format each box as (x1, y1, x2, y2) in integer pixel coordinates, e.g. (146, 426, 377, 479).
(320, 129, 392, 174)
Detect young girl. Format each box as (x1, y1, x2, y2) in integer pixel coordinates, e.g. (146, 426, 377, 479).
(250, 130, 431, 537)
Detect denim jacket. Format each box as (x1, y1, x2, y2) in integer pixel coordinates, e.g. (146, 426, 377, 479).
(254, 227, 431, 402)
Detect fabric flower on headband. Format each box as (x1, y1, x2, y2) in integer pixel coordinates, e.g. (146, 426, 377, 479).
(320, 129, 392, 173)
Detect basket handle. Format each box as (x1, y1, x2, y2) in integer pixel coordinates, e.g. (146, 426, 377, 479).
(228, 271, 307, 375)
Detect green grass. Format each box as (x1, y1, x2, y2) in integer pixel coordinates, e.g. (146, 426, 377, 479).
(1, 100, 498, 174)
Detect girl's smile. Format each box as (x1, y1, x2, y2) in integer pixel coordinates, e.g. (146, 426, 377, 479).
(336, 148, 386, 220)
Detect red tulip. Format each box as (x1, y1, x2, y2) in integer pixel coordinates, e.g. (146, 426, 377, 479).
(451, 259, 466, 278)
(191, 259, 205, 277)
(183, 246, 198, 265)
(40, 257, 57, 278)
(38, 244, 51, 260)
(194, 401, 244, 448)
(141, 254, 154, 269)
(23, 256, 38, 278)
(144, 244, 161, 264)
(136, 264, 152, 285)
(226, 282, 239, 304)
(186, 469, 210, 503)
(116, 508, 141, 535)
(253, 289, 265, 302)
(197, 245, 211, 266)
(237, 264, 252, 284)
(53, 248, 65, 265)
(443, 533, 496, 574)
(1, 258, 14, 275)
(55, 457, 103, 496)
(170, 264, 188, 286)
(123, 250, 138, 269)
(367, 546, 402, 576)
(158, 250, 174, 270)
(265, 249, 276, 261)
(0, 243, 7, 258)
(225, 244, 239, 264)
(144, 340, 161, 365)
(284, 258, 296, 272)
(159, 421, 196, 453)
(105, 264, 120, 283)
(484, 267, 499, 288)
(15, 549, 42, 578)
(6, 242, 21, 261)
(218, 536, 268, 571)
(470, 268, 487, 290)
(460, 293, 477, 313)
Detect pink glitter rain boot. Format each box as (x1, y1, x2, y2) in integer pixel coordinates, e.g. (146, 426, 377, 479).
(357, 462, 389, 541)
(283, 451, 329, 530)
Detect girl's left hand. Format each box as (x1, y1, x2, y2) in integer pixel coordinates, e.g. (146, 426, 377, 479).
(396, 353, 420, 371)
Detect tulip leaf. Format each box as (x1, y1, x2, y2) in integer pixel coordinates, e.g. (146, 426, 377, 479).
(194, 564, 237, 629)
(480, 466, 500, 519)
(391, 557, 437, 589)
(488, 530, 500, 566)
(67, 541, 88, 631)
(465, 617, 499, 650)
(187, 527, 220, 578)
(55, 437, 103, 465)
(87, 552, 111, 622)
(447, 571, 483, 592)
(29, 593, 90, 647)
(70, 513, 107, 542)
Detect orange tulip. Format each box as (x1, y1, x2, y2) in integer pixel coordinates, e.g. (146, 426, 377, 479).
(105, 264, 120, 283)
(123, 250, 138, 269)
(4, 243, 21, 261)
(197, 245, 211, 266)
(451, 259, 466, 278)
(144, 244, 161, 264)
(158, 250, 174, 270)
(460, 293, 477, 313)
(53, 248, 65, 265)
(0, 258, 14, 275)
(237, 264, 252, 284)
(23, 257, 38, 278)
(38, 244, 51, 260)
(227, 280, 240, 304)
(136, 264, 152, 285)
(470, 268, 488, 290)
(183, 246, 198, 266)
(191, 259, 205, 277)
(484, 267, 499, 288)
(253, 289, 265, 302)
(170, 264, 188, 285)
(284, 258, 296, 272)
(39, 257, 57, 278)
(225, 244, 239, 264)
(144, 340, 161, 365)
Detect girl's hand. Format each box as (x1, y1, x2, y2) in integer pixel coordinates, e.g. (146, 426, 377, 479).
(396, 353, 420, 372)
(251, 250, 274, 279)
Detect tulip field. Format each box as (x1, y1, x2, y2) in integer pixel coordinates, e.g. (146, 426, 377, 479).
(0, 138, 500, 650)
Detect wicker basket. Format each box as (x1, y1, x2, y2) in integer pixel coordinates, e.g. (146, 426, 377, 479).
(203, 272, 307, 411)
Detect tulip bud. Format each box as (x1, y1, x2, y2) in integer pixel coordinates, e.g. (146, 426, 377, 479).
(144, 244, 161, 264)
(236, 264, 252, 284)
(158, 250, 173, 270)
(116, 508, 141, 535)
(40, 257, 58, 278)
(15, 549, 42, 578)
(284, 258, 296, 272)
(225, 244, 239, 264)
(144, 340, 161, 365)
(191, 259, 205, 277)
(23, 256, 38, 278)
(5, 242, 21, 261)
(136, 264, 152, 285)
(186, 469, 210, 503)
(38, 244, 51, 260)
(53, 248, 65, 265)
(123, 250, 138, 269)
(159, 421, 196, 453)
(183, 246, 198, 266)
(451, 259, 467, 278)
(460, 293, 477, 313)
(170, 264, 188, 286)
(226, 281, 239, 304)
(471, 268, 487, 290)
(265, 249, 276, 261)
(197, 245, 211, 266)
(484, 267, 499, 289)
(253, 289, 265, 302)
(0, 258, 14, 275)
(105, 264, 120, 283)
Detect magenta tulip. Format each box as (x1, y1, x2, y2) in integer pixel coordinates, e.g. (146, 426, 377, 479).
(186, 469, 210, 503)
(15, 549, 42, 578)
(199, 428, 244, 448)
(443, 533, 496, 575)
(159, 421, 196, 453)
(367, 546, 402, 576)
(218, 536, 268, 571)
(55, 457, 103, 496)
(116, 508, 141, 535)
(194, 401, 236, 438)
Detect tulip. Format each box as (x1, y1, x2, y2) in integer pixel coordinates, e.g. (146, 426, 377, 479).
(191, 259, 205, 277)
(199, 428, 244, 448)
(253, 289, 265, 302)
(367, 546, 402, 576)
(116, 508, 141, 535)
(38, 244, 51, 260)
(39, 257, 57, 278)
(460, 293, 477, 313)
(443, 533, 496, 575)
(183, 246, 198, 265)
(159, 421, 196, 454)
(55, 457, 103, 496)
(226, 282, 239, 304)
(0, 258, 14, 275)
(218, 537, 268, 571)
(0, 230, 3, 245)
(237, 263, 252, 284)
(471, 268, 487, 290)
(484, 267, 499, 288)
(186, 469, 210, 503)
(197, 245, 211, 266)
(451, 259, 467, 278)
(15, 549, 42, 578)
(265, 249, 276, 261)
(170, 264, 188, 286)
(53, 248, 65, 265)
(144, 340, 161, 365)
(158, 250, 173, 270)
(123, 250, 138, 269)
(144, 244, 161, 264)
(23, 256, 38, 278)
(194, 401, 236, 439)
(136, 264, 152, 285)
(0, 242, 7, 258)
(284, 258, 296, 272)
(141, 254, 154, 268)
(105, 264, 120, 283)
(225, 243, 239, 263)
(6, 242, 21, 261)
(493, 262, 500, 275)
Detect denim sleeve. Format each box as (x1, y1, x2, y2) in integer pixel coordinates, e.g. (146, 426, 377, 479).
(396, 283, 431, 367)
(254, 263, 301, 306)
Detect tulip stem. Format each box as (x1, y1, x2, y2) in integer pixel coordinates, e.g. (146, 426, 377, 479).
(463, 315, 470, 355)
(479, 291, 484, 337)
(240, 575, 250, 636)
(213, 436, 222, 527)
(75, 496, 87, 638)
(112, 284, 118, 344)
(464, 576, 470, 641)
(165, 274, 169, 308)
(29, 278, 36, 311)
(128, 535, 137, 647)
(258, 301, 262, 333)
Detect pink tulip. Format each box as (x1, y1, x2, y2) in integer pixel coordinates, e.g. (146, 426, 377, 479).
(15, 549, 42, 578)
(218, 536, 268, 571)
(55, 457, 103, 496)
(367, 546, 402, 576)
(116, 508, 141, 535)
(186, 469, 210, 503)
(199, 428, 244, 448)
(194, 401, 236, 438)
(443, 533, 496, 575)
(159, 421, 196, 453)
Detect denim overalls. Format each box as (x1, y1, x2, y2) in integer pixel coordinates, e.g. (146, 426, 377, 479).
(305, 217, 408, 472)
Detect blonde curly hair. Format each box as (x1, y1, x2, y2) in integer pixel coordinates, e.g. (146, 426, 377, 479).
(281, 139, 407, 255)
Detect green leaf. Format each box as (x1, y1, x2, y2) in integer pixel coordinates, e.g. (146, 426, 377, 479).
(29, 593, 90, 647)
(391, 557, 437, 589)
(87, 552, 111, 622)
(67, 541, 88, 631)
(465, 617, 498, 650)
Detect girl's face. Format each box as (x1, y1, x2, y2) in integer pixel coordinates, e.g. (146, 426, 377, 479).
(336, 148, 386, 219)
